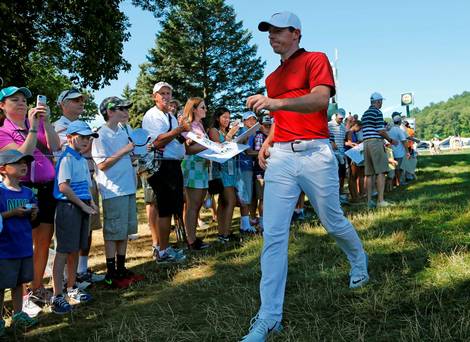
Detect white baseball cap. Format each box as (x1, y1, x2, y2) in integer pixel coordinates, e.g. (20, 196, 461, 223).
(258, 12, 302, 32)
(153, 82, 173, 94)
(370, 92, 385, 102)
(336, 108, 346, 118)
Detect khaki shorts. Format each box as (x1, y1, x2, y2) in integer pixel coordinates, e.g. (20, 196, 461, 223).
(89, 177, 102, 230)
(102, 194, 138, 241)
(141, 175, 156, 204)
(364, 139, 389, 176)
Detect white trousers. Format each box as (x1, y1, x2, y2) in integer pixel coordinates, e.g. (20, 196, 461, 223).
(259, 139, 367, 321)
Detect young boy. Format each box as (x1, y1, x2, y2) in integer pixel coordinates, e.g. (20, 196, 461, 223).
(92, 97, 143, 288)
(0, 150, 38, 335)
(51, 121, 98, 314)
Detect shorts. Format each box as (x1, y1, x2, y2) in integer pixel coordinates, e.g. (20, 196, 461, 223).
(148, 160, 184, 218)
(236, 169, 253, 205)
(338, 162, 346, 178)
(387, 169, 396, 180)
(55, 201, 90, 253)
(141, 175, 156, 204)
(89, 177, 102, 230)
(254, 176, 264, 200)
(395, 157, 403, 170)
(21, 181, 56, 227)
(182, 155, 209, 189)
(364, 139, 389, 176)
(0, 257, 33, 289)
(102, 194, 137, 241)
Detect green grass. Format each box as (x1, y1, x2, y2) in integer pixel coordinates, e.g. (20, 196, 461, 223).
(5, 152, 470, 341)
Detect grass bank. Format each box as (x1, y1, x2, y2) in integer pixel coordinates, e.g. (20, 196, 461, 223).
(6, 152, 470, 341)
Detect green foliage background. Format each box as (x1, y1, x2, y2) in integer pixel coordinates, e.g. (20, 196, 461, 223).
(413, 91, 470, 139)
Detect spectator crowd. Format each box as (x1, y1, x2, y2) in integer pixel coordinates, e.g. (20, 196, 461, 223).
(0, 82, 419, 335)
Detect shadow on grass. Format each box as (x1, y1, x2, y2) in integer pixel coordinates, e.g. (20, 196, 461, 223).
(8, 152, 470, 341)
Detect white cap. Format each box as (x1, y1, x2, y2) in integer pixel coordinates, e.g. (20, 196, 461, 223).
(258, 12, 302, 32)
(370, 92, 384, 102)
(153, 82, 173, 94)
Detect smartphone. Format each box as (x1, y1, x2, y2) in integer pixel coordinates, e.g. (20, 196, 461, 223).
(36, 95, 47, 107)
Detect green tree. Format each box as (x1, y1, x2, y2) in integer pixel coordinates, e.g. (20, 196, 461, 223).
(414, 91, 470, 139)
(129, 0, 265, 124)
(0, 1, 131, 91)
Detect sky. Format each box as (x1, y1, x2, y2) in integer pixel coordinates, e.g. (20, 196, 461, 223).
(92, 0, 470, 126)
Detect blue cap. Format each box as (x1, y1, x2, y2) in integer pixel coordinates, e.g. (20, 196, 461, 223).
(0, 150, 34, 166)
(66, 120, 99, 138)
(0, 86, 32, 101)
(242, 111, 257, 121)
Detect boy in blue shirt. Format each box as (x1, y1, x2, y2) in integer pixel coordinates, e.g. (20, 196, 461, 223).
(51, 121, 98, 314)
(0, 150, 38, 335)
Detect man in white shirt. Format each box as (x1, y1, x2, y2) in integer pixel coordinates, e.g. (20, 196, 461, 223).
(54, 89, 87, 148)
(142, 82, 190, 263)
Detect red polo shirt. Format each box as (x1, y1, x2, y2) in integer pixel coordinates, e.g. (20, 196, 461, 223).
(266, 49, 335, 142)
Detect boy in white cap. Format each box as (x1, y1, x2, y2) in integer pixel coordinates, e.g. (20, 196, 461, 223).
(243, 11, 369, 341)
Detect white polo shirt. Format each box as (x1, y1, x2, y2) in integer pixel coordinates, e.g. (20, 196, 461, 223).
(53, 115, 73, 146)
(142, 106, 185, 160)
(91, 124, 136, 199)
(388, 125, 408, 159)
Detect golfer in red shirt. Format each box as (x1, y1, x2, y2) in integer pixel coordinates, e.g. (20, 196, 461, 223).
(241, 11, 369, 342)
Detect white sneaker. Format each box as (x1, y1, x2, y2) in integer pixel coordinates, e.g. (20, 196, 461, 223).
(240, 315, 283, 341)
(128, 233, 140, 240)
(22, 293, 42, 318)
(377, 200, 393, 208)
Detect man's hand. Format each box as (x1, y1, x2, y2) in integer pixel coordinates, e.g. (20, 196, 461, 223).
(331, 141, 338, 150)
(390, 139, 398, 146)
(81, 204, 97, 215)
(11, 207, 30, 217)
(258, 142, 272, 169)
(246, 94, 280, 113)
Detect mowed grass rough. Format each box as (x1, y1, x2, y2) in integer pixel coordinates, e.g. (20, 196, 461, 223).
(5, 151, 470, 341)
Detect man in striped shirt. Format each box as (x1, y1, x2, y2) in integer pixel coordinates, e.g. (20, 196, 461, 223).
(328, 108, 347, 196)
(361, 92, 397, 208)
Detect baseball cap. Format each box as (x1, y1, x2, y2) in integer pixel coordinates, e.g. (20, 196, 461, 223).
(153, 82, 173, 94)
(0, 86, 32, 101)
(370, 92, 385, 102)
(258, 11, 302, 32)
(99, 96, 132, 115)
(262, 115, 272, 124)
(336, 108, 346, 118)
(56, 88, 86, 106)
(392, 115, 402, 123)
(242, 111, 257, 121)
(0, 150, 34, 166)
(66, 120, 99, 138)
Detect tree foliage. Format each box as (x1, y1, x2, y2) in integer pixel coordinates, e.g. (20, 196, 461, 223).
(414, 92, 470, 140)
(0, 0, 131, 91)
(128, 0, 265, 126)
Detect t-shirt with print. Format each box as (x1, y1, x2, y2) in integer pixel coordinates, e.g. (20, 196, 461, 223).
(53, 146, 92, 201)
(0, 183, 36, 259)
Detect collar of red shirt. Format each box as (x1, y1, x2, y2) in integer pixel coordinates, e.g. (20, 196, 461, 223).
(280, 48, 306, 65)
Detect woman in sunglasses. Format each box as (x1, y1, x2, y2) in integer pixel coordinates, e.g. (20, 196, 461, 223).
(0, 86, 60, 307)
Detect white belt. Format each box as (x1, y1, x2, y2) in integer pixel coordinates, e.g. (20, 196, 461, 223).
(273, 139, 329, 152)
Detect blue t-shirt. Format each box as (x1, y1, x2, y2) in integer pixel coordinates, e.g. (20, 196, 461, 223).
(54, 146, 92, 201)
(237, 128, 254, 171)
(0, 183, 36, 259)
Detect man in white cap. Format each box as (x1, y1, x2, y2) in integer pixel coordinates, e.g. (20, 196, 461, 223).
(328, 108, 347, 199)
(243, 11, 369, 341)
(54, 89, 87, 147)
(142, 82, 189, 263)
(388, 112, 409, 186)
(361, 92, 397, 208)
